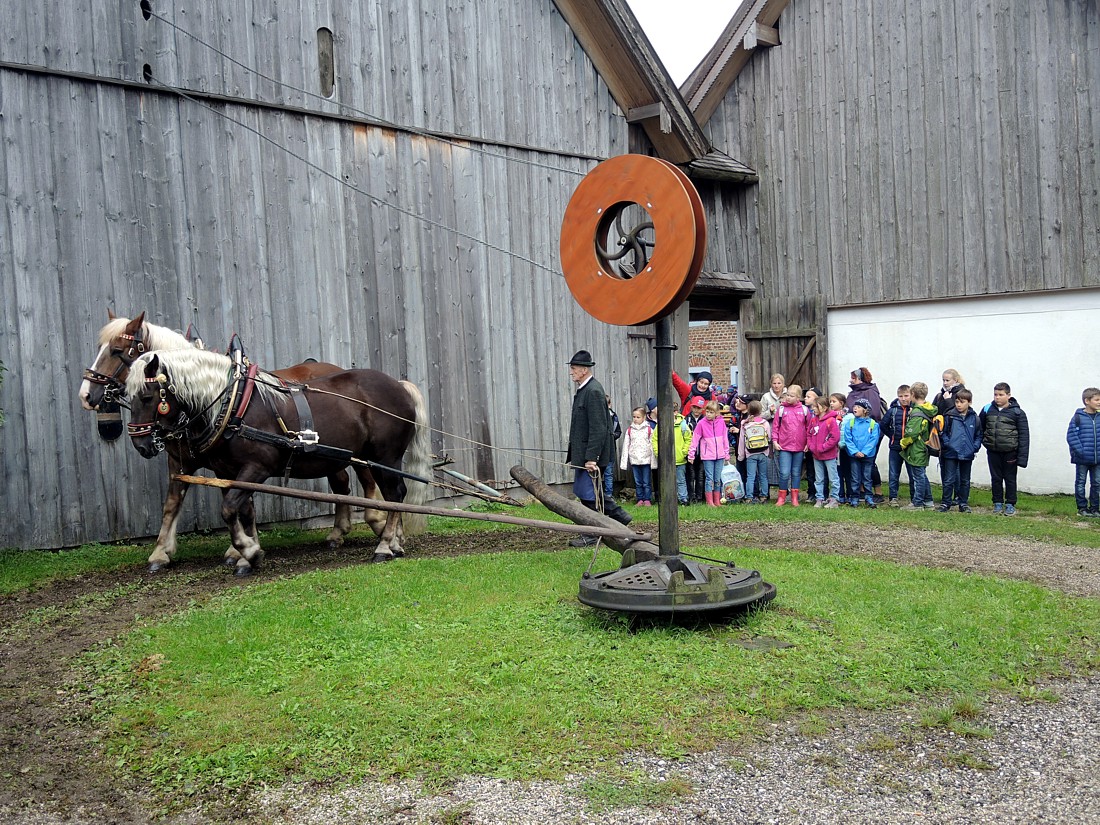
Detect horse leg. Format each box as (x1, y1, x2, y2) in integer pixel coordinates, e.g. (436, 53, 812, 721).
(325, 469, 353, 549)
(364, 471, 407, 563)
(357, 468, 388, 539)
(222, 488, 263, 577)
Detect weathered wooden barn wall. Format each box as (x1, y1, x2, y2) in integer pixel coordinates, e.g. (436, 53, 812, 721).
(700, 0, 1100, 391)
(0, 0, 656, 550)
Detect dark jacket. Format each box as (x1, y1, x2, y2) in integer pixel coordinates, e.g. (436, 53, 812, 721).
(979, 398, 1030, 467)
(846, 381, 884, 422)
(567, 377, 612, 467)
(933, 383, 967, 416)
(880, 399, 910, 452)
(940, 408, 982, 461)
(1067, 408, 1100, 465)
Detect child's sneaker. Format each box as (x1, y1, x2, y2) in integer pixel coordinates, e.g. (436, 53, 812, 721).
(936, 504, 951, 513)
(814, 499, 825, 508)
(848, 500, 858, 508)
(902, 503, 925, 511)
(959, 504, 973, 513)
(866, 499, 877, 509)
(888, 498, 900, 507)
(824, 498, 839, 509)
(993, 503, 1004, 514)
(1079, 508, 1089, 517)
(1004, 504, 1017, 516)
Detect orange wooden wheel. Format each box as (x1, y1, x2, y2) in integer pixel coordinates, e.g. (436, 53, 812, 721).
(559, 154, 706, 326)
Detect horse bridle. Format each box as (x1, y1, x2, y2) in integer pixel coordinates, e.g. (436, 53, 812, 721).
(126, 372, 188, 454)
(82, 326, 147, 405)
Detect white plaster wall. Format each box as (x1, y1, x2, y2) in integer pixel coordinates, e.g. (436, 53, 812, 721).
(827, 291, 1100, 495)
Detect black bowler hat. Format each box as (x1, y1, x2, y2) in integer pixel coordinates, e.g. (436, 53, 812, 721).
(567, 350, 595, 367)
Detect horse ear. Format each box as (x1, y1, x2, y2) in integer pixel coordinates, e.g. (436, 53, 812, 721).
(145, 354, 160, 377)
(130, 311, 146, 329)
(107, 308, 117, 320)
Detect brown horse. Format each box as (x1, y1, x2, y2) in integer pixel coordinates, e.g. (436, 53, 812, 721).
(125, 348, 431, 574)
(79, 312, 369, 571)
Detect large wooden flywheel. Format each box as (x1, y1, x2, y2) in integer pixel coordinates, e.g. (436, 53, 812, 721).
(560, 155, 706, 326)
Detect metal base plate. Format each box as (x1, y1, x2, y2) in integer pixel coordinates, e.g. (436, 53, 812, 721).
(578, 554, 776, 616)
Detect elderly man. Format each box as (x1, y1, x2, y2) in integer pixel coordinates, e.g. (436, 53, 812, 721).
(566, 350, 632, 547)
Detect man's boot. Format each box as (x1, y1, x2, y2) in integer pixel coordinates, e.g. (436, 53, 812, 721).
(605, 501, 633, 526)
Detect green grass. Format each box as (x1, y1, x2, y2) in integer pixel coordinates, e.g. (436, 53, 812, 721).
(85, 544, 1099, 794)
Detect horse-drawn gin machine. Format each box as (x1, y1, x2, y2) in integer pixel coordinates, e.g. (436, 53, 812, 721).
(553, 154, 776, 618)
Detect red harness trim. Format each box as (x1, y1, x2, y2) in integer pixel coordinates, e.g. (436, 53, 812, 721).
(233, 364, 260, 421)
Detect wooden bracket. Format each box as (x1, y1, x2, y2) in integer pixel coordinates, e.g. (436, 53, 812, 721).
(744, 21, 780, 50)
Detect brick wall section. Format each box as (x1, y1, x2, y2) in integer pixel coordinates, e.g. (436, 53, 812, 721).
(688, 321, 739, 387)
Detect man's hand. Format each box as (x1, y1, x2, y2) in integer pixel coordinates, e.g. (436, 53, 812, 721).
(584, 461, 599, 472)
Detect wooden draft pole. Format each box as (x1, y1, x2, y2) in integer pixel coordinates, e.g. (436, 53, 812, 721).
(172, 474, 654, 549)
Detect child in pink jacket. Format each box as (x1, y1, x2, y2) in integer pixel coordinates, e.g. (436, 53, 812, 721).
(807, 396, 842, 507)
(772, 385, 810, 506)
(687, 400, 731, 506)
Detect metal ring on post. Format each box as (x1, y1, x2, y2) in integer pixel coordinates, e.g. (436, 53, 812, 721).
(559, 154, 706, 326)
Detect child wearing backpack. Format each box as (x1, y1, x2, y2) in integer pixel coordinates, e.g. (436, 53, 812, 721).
(652, 408, 693, 505)
(772, 385, 810, 506)
(899, 381, 937, 509)
(841, 399, 879, 507)
(738, 400, 772, 503)
(687, 400, 732, 507)
(807, 395, 841, 507)
(979, 382, 1030, 515)
(937, 388, 982, 512)
(620, 407, 657, 506)
(1067, 387, 1100, 517)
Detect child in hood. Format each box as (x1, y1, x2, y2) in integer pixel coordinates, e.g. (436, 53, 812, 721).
(737, 400, 772, 503)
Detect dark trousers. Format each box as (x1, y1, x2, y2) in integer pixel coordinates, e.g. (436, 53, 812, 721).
(1074, 463, 1100, 512)
(888, 449, 912, 500)
(686, 457, 705, 502)
(987, 452, 1019, 506)
(940, 458, 973, 506)
(838, 451, 852, 501)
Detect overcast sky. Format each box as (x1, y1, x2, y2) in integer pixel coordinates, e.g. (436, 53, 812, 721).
(626, 0, 743, 84)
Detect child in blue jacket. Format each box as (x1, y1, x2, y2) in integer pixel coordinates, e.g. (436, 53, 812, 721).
(841, 399, 879, 508)
(1067, 387, 1100, 517)
(937, 389, 982, 512)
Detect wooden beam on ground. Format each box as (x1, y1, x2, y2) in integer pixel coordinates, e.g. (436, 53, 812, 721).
(172, 474, 652, 543)
(509, 465, 660, 561)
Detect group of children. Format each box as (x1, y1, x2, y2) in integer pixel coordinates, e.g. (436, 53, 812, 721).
(614, 377, 1100, 517)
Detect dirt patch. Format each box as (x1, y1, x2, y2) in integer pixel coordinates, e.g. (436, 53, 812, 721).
(0, 519, 1097, 823)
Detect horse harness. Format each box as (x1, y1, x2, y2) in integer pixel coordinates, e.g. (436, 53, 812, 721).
(129, 355, 428, 484)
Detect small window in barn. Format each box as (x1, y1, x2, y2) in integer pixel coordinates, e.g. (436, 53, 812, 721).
(140, 1, 152, 21)
(317, 27, 335, 98)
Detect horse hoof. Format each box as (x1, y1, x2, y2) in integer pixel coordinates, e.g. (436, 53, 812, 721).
(223, 557, 238, 569)
(391, 547, 405, 558)
(371, 552, 395, 564)
(234, 566, 253, 578)
(148, 562, 167, 573)
(327, 540, 342, 551)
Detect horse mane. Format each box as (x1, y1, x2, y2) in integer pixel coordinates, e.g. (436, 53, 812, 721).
(126, 349, 282, 422)
(97, 317, 193, 351)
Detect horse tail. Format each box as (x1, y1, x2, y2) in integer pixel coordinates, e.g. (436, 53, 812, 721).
(400, 380, 432, 535)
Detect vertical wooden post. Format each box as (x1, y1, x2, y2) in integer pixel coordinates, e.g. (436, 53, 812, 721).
(655, 315, 679, 557)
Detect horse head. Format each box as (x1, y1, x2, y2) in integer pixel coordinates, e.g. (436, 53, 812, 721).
(80, 311, 148, 411)
(125, 353, 184, 459)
